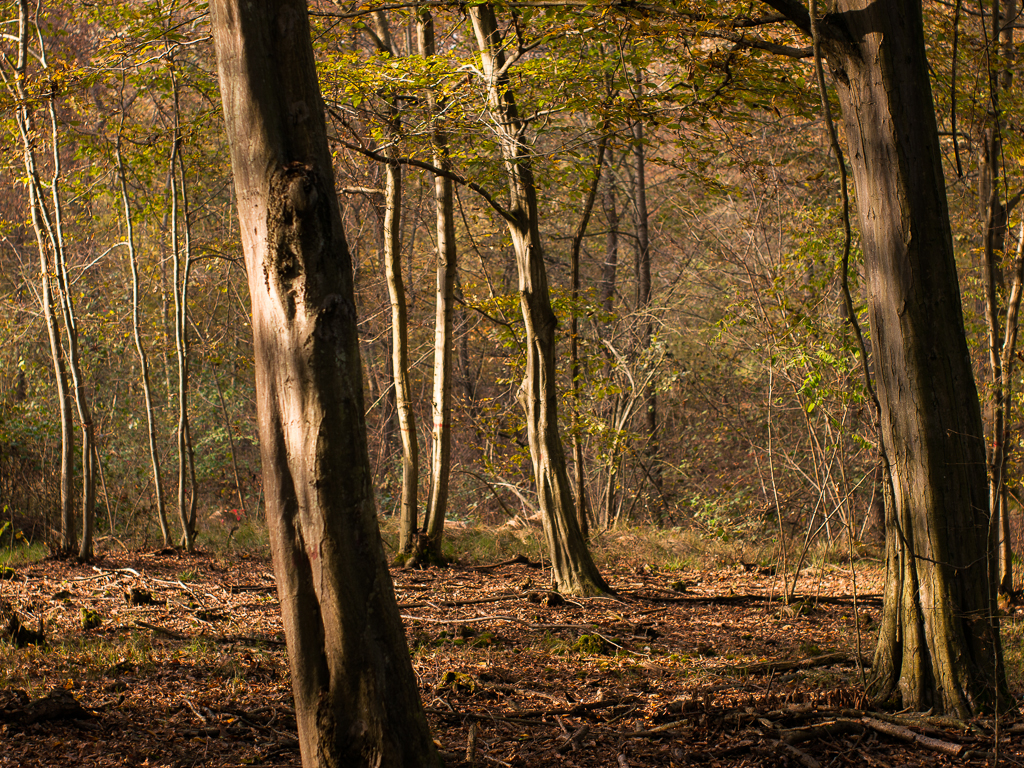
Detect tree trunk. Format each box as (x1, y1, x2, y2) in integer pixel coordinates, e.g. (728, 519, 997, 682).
(116, 138, 171, 547)
(765, 0, 1008, 714)
(569, 134, 608, 539)
(977, 0, 1019, 596)
(418, 7, 457, 562)
(2, 0, 96, 558)
(369, 11, 420, 557)
(210, 2, 441, 765)
(631, 111, 657, 492)
(469, 3, 609, 595)
(168, 74, 199, 551)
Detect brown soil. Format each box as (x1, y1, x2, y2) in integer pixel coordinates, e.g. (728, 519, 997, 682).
(0, 549, 1019, 767)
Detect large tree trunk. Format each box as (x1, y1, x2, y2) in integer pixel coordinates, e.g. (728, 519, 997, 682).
(765, 0, 1008, 715)
(209, 2, 441, 766)
(469, 3, 609, 595)
(418, 7, 457, 562)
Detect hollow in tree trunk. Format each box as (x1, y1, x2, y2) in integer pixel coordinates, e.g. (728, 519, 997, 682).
(210, 1, 442, 764)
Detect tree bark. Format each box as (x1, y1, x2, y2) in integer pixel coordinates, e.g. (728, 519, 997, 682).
(469, 3, 609, 595)
(569, 133, 608, 539)
(631, 109, 658, 496)
(764, 0, 1008, 715)
(369, 11, 420, 557)
(418, 6, 457, 562)
(210, 2, 441, 765)
(977, 0, 1019, 596)
(115, 137, 171, 547)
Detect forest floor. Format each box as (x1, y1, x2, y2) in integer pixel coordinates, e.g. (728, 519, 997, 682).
(1, 535, 1023, 767)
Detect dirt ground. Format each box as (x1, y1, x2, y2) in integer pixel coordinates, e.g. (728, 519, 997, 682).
(1, 546, 1021, 767)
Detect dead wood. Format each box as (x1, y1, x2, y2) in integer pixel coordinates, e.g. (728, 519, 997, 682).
(731, 652, 870, 675)
(398, 593, 519, 609)
(228, 584, 277, 594)
(555, 723, 590, 753)
(0, 688, 90, 724)
(134, 620, 185, 639)
(1, 601, 44, 647)
(861, 716, 966, 757)
(465, 554, 543, 572)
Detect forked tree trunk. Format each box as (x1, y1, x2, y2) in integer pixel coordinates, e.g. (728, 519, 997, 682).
(169, 78, 198, 551)
(210, 2, 441, 766)
(766, 0, 1008, 715)
(418, 7, 457, 562)
(469, 3, 609, 595)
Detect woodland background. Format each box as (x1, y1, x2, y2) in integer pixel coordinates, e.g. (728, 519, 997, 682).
(0, 0, 1019, 581)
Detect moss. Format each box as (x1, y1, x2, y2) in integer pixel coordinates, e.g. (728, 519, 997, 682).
(573, 634, 610, 655)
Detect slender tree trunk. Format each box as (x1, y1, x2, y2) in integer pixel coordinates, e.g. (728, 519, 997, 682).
(978, 0, 1019, 595)
(765, 0, 1008, 714)
(10, 85, 75, 553)
(115, 132, 171, 547)
(2, 1, 97, 557)
(418, 7, 457, 562)
(210, 2, 441, 765)
(569, 133, 608, 539)
(601, 154, 619, 316)
(213, 369, 248, 519)
(369, 11, 419, 556)
(43, 89, 96, 561)
(169, 75, 198, 551)
(600, 162, 620, 529)
(631, 108, 658, 500)
(469, 3, 609, 595)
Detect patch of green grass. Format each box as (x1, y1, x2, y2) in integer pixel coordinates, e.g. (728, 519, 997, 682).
(0, 541, 47, 568)
(594, 525, 767, 572)
(1002, 616, 1024, 692)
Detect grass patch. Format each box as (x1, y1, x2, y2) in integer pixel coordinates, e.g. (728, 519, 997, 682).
(0, 541, 47, 568)
(1002, 615, 1024, 691)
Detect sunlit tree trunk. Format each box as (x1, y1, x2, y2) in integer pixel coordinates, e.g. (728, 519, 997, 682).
(115, 130, 171, 547)
(3, 0, 96, 558)
(569, 133, 607, 539)
(469, 3, 609, 595)
(368, 11, 420, 557)
(169, 70, 198, 550)
(418, 6, 457, 562)
(210, 1, 441, 764)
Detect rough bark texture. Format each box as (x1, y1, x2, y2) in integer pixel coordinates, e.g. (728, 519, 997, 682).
(210, 2, 441, 766)
(764, 0, 1008, 715)
(469, 3, 609, 596)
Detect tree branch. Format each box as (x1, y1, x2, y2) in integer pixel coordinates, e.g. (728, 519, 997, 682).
(331, 133, 515, 224)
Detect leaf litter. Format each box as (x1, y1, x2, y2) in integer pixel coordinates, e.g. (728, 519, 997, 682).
(0, 549, 1021, 767)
